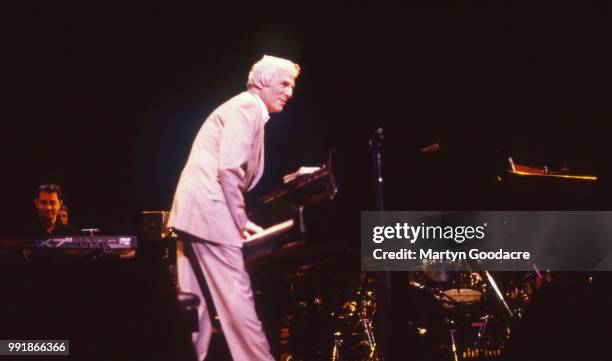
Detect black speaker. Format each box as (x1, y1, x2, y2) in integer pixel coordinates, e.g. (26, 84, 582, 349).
(140, 211, 169, 243)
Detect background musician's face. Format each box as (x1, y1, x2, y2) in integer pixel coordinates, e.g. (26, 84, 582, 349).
(34, 191, 62, 226)
(259, 69, 296, 113)
(58, 209, 69, 226)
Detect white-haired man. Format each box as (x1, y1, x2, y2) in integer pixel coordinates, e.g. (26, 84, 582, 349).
(168, 55, 300, 361)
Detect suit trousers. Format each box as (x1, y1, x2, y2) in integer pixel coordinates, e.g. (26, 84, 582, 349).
(177, 234, 274, 361)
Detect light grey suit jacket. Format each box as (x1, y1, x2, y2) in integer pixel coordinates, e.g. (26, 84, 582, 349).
(168, 92, 266, 247)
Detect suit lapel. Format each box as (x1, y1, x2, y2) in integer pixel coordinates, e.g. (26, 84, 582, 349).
(252, 126, 264, 188)
(248, 123, 265, 191)
(245, 91, 267, 191)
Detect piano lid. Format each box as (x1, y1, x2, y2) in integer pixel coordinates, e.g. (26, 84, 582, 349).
(256, 150, 339, 210)
(507, 157, 597, 181)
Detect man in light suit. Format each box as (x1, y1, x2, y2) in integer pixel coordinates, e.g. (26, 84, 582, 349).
(168, 55, 300, 361)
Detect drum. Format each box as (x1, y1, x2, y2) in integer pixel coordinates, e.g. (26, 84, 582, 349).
(410, 268, 485, 308)
(405, 271, 513, 360)
(489, 270, 551, 313)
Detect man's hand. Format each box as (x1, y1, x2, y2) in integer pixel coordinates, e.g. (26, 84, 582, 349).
(241, 220, 264, 240)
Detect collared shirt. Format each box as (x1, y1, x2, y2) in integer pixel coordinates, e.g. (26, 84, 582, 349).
(248, 91, 270, 124)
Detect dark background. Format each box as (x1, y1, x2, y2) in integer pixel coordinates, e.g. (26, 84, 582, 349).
(1, 3, 608, 235)
(0, 4, 610, 361)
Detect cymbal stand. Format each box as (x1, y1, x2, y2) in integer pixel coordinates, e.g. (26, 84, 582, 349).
(369, 127, 389, 361)
(331, 277, 381, 361)
(448, 327, 459, 361)
(484, 270, 513, 317)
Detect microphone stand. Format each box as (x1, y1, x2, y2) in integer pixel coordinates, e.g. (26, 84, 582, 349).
(369, 128, 390, 360)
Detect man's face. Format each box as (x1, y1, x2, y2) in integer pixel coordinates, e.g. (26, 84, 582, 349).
(34, 191, 62, 226)
(259, 69, 296, 113)
(58, 209, 69, 226)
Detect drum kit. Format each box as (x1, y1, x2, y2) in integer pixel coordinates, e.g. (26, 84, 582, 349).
(402, 261, 549, 361)
(318, 262, 550, 361)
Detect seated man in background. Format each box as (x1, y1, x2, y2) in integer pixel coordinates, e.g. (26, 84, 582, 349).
(29, 184, 78, 237)
(58, 204, 70, 226)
